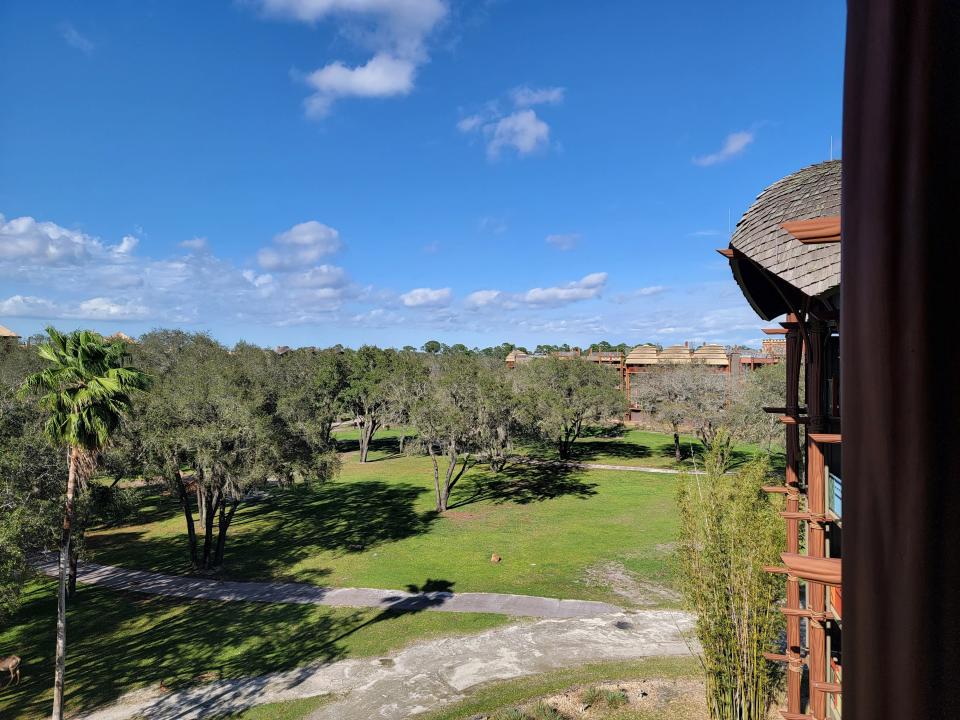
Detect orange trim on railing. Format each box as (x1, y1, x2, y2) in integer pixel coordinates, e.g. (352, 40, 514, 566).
(808, 433, 842, 444)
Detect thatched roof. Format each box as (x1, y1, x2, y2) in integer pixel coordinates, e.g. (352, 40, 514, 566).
(107, 332, 135, 343)
(505, 349, 529, 363)
(693, 344, 730, 366)
(0, 325, 19, 338)
(625, 345, 659, 366)
(659, 345, 693, 364)
(727, 160, 841, 320)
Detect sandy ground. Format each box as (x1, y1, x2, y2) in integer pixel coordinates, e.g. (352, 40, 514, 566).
(73, 611, 696, 720)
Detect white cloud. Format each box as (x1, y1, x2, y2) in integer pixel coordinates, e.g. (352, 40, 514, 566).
(59, 23, 94, 55)
(486, 110, 550, 159)
(0, 295, 60, 317)
(545, 233, 579, 251)
(242, 270, 274, 288)
(457, 115, 484, 133)
(459, 88, 560, 160)
(180, 237, 208, 250)
(304, 54, 416, 117)
(522, 272, 607, 306)
(0, 295, 147, 320)
(465, 289, 502, 307)
(0, 213, 139, 266)
(256, 0, 447, 117)
(289, 264, 348, 288)
(400, 287, 452, 307)
(510, 85, 565, 107)
(257, 221, 342, 271)
(116, 235, 139, 254)
(693, 130, 755, 166)
(74, 297, 149, 320)
(611, 286, 667, 304)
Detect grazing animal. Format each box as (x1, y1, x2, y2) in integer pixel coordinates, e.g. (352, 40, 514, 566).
(0, 655, 20, 687)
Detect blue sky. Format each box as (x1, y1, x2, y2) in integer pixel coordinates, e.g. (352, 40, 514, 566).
(0, 1, 846, 349)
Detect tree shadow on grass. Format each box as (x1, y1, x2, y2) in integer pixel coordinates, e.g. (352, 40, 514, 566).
(87, 480, 438, 583)
(567, 439, 653, 463)
(448, 462, 597, 509)
(0, 576, 460, 720)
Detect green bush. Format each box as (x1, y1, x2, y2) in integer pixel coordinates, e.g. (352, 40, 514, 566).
(676, 429, 785, 720)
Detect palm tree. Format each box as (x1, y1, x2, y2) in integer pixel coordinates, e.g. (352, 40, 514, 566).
(19, 328, 149, 720)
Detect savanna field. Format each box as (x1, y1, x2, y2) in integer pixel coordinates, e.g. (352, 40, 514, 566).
(0, 426, 774, 719)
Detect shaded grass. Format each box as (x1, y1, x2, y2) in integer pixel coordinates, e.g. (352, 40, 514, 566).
(0, 580, 511, 720)
(414, 657, 703, 720)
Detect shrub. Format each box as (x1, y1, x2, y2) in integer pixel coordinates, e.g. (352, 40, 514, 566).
(676, 429, 785, 720)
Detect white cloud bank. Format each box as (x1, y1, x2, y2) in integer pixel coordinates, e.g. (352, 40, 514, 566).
(693, 130, 754, 166)
(256, 0, 447, 117)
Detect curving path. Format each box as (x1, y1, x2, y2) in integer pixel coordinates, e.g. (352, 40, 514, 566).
(35, 557, 621, 619)
(75, 610, 696, 720)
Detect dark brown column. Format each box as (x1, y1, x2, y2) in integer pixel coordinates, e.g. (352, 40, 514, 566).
(782, 315, 803, 714)
(842, 2, 960, 719)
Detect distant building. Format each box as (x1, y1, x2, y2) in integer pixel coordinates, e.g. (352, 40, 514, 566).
(507, 339, 782, 420)
(106, 332, 136, 344)
(0, 325, 20, 348)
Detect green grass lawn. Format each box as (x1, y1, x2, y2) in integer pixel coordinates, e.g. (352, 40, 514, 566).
(0, 580, 511, 720)
(84, 431, 682, 605)
(212, 694, 332, 719)
(414, 657, 704, 720)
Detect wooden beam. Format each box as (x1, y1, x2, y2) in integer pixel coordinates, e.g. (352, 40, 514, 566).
(811, 681, 842, 695)
(764, 652, 790, 663)
(781, 553, 842, 586)
(716, 248, 734, 258)
(780, 713, 814, 720)
(782, 216, 841, 243)
(763, 327, 789, 335)
(763, 485, 792, 495)
(778, 415, 809, 425)
(809, 432, 842, 444)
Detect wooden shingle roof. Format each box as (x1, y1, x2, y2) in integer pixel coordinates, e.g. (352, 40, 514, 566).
(659, 345, 693, 364)
(0, 325, 20, 338)
(693, 344, 730, 366)
(729, 160, 841, 315)
(625, 345, 659, 365)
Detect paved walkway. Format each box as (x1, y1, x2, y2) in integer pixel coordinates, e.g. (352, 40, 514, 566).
(76, 610, 696, 720)
(514, 456, 703, 475)
(35, 558, 621, 619)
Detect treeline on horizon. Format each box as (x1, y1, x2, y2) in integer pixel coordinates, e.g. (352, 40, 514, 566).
(7, 333, 761, 358)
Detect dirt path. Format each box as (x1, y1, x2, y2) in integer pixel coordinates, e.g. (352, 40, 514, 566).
(75, 610, 696, 720)
(35, 557, 620, 619)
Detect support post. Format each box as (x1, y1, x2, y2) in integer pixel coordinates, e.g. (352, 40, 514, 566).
(843, 2, 960, 718)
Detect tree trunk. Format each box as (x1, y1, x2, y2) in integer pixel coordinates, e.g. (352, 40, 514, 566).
(359, 418, 377, 463)
(214, 499, 239, 567)
(673, 428, 682, 462)
(52, 447, 79, 720)
(398, 433, 406, 454)
(67, 544, 79, 599)
(429, 446, 443, 512)
(199, 484, 219, 571)
(175, 471, 199, 568)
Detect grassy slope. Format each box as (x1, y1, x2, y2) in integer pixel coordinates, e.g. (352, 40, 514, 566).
(85, 430, 685, 604)
(415, 657, 704, 720)
(0, 580, 510, 720)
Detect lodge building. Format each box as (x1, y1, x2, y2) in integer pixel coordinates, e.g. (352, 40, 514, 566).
(722, 159, 843, 720)
(506, 341, 781, 420)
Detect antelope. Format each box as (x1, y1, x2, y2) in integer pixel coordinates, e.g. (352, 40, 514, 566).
(0, 655, 20, 687)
